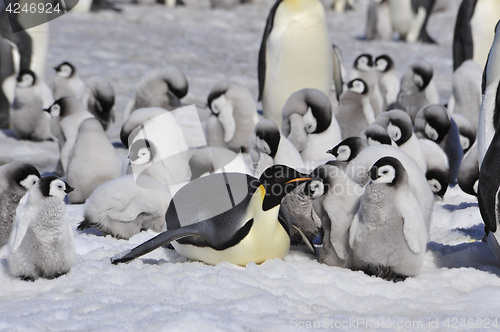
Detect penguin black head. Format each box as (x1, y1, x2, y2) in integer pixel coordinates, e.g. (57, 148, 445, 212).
(255, 119, 280, 158)
(304, 164, 339, 199)
(259, 165, 311, 211)
(39, 176, 75, 199)
(411, 61, 433, 91)
(369, 156, 407, 187)
(354, 54, 374, 71)
(327, 137, 368, 162)
(16, 69, 36, 87)
(426, 169, 449, 199)
(347, 79, 369, 95)
(54, 61, 76, 78)
(375, 54, 394, 73)
(207, 84, 228, 115)
(128, 139, 154, 165)
(382, 110, 413, 146)
(295, 89, 332, 134)
(12, 164, 40, 191)
(419, 104, 450, 143)
(44, 97, 80, 118)
(364, 125, 393, 146)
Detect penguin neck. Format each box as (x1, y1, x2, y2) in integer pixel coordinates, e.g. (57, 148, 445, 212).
(282, 0, 319, 12)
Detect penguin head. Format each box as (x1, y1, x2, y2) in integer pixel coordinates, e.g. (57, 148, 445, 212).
(207, 83, 228, 115)
(39, 176, 75, 199)
(369, 156, 407, 186)
(363, 125, 393, 146)
(282, 89, 331, 135)
(375, 54, 394, 73)
(327, 137, 368, 162)
(304, 165, 340, 199)
(16, 69, 36, 88)
(426, 169, 449, 199)
(381, 110, 413, 146)
(416, 104, 450, 143)
(13, 164, 41, 191)
(160, 66, 188, 99)
(354, 54, 374, 72)
(411, 61, 433, 91)
(347, 79, 369, 95)
(259, 165, 311, 211)
(54, 61, 76, 78)
(129, 139, 154, 165)
(254, 119, 280, 158)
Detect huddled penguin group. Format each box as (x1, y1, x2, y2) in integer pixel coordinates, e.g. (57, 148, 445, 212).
(1, 0, 500, 283)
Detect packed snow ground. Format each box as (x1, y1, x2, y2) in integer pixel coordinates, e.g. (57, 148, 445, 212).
(1, 0, 500, 331)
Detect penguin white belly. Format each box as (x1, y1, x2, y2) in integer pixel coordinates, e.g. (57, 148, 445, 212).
(486, 231, 500, 264)
(388, 0, 414, 38)
(26, 24, 49, 81)
(477, 79, 500, 167)
(73, 0, 93, 12)
(470, 0, 500, 70)
(172, 187, 290, 266)
(301, 120, 342, 161)
(263, 2, 333, 127)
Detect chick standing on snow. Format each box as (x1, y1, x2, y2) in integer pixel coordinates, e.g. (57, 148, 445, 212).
(7, 176, 75, 281)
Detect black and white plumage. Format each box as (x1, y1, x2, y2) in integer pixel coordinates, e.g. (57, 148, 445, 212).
(206, 81, 259, 154)
(451, 113, 476, 155)
(83, 77, 116, 130)
(326, 136, 368, 166)
(7, 176, 75, 281)
(364, 0, 392, 41)
(385, 0, 437, 43)
(53, 62, 87, 101)
(375, 54, 400, 110)
(418, 138, 449, 199)
(0, 163, 40, 247)
(348, 54, 384, 117)
(349, 156, 428, 281)
(457, 142, 479, 197)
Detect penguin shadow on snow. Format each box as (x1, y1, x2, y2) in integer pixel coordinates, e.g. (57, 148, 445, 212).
(440, 201, 478, 211)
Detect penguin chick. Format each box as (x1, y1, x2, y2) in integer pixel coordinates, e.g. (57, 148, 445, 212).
(348, 54, 384, 117)
(206, 81, 259, 153)
(385, 0, 437, 43)
(78, 175, 170, 239)
(336, 78, 375, 140)
(84, 77, 116, 130)
(53, 61, 86, 100)
(249, 119, 304, 177)
(326, 136, 368, 167)
(418, 138, 450, 199)
(365, 0, 392, 42)
(7, 176, 75, 281)
(458, 142, 479, 196)
(306, 164, 363, 267)
(11, 69, 55, 141)
(349, 157, 428, 282)
(124, 66, 188, 119)
(375, 54, 400, 110)
(0, 163, 40, 247)
(66, 118, 122, 204)
(361, 124, 393, 146)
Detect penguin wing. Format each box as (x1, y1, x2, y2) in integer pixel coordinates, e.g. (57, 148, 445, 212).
(278, 206, 316, 255)
(397, 191, 425, 254)
(414, 0, 437, 43)
(9, 195, 31, 252)
(323, 204, 352, 261)
(348, 212, 361, 249)
(257, 0, 283, 101)
(452, 0, 475, 71)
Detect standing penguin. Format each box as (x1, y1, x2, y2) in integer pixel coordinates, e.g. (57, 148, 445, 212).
(7, 176, 75, 281)
(258, 0, 333, 128)
(84, 77, 116, 130)
(206, 81, 259, 153)
(386, 0, 437, 43)
(365, 0, 392, 41)
(0, 163, 40, 247)
(11, 69, 55, 141)
(349, 157, 428, 281)
(66, 118, 122, 204)
(348, 54, 384, 117)
(375, 54, 400, 110)
(453, 0, 500, 71)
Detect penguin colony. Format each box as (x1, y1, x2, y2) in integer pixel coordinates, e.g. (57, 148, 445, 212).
(0, 0, 499, 283)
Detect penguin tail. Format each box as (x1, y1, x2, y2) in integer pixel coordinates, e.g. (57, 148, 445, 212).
(111, 226, 199, 264)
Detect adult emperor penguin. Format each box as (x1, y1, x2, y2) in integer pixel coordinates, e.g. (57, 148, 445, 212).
(348, 54, 384, 117)
(336, 79, 375, 140)
(452, 0, 500, 71)
(78, 174, 170, 239)
(418, 138, 449, 199)
(364, 0, 392, 42)
(306, 164, 363, 267)
(349, 157, 428, 281)
(375, 54, 400, 110)
(11, 69, 55, 141)
(53, 62, 87, 100)
(258, 0, 333, 128)
(206, 81, 259, 153)
(249, 119, 304, 177)
(65, 118, 122, 204)
(281, 88, 341, 162)
(477, 20, 500, 167)
(84, 77, 116, 130)
(385, 0, 437, 43)
(111, 165, 315, 266)
(361, 124, 393, 146)
(7, 176, 75, 281)
(124, 66, 188, 119)
(0, 163, 40, 247)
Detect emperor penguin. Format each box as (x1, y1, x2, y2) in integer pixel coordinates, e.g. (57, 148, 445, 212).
(326, 136, 368, 166)
(53, 62, 87, 100)
(111, 165, 315, 266)
(258, 0, 333, 128)
(452, 0, 500, 71)
(349, 157, 428, 281)
(206, 81, 259, 153)
(477, 20, 500, 167)
(336, 79, 375, 140)
(364, 0, 392, 41)
(11, 69, 55, 141)
(120, 107, 168, 148)
(458, 141, 479, 196)
(44, 97, 94, 175)
(375, 54, 400, 110)
(418, 138, 449, 199)
(249, 119, 304, 177)
(386, 0, 437, 43)
(348, 54, 384, 117)
(451, 113, 476, 155)
(306, 164, 363, 267)
(65, 118, 122, 204)
(7, 176, 75, 281)
(281, 88, 342, 162)
(361, 124, 393, 146)
(0, 163, 40, 247)
(77, 174, 171, 239)
(84, 77, 116, 130)
(124, 66, 188, 119)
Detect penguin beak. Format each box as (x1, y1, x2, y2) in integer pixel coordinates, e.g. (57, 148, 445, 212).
(369, 167, 379, 181)
(65, 185, 75, 194)
(285, 177, 311, 184)
(326, 148, 334, 155)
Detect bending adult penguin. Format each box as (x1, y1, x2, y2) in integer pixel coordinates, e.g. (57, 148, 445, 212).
(258, 0, 333, 128)
(281, 88, 341, 162)
(65, 118, 122, 204)
(84, 77, 116, 130)
(349, 157, 428, 281)
(361, 124, 393, 146)
(375, 54, 400, 110)
(7, 176, 75, 281)
(348, 54, 384, 117)
(111, 165, 315, 266)
(452, 0, 500, 71)
(336, 79, 375, 140)
(206, 81, 259, 153)
(0, 163, 40, 247)
(120, 107, 168, 148)
(124, 66, 188, 119)
(386, 0, 437, 43)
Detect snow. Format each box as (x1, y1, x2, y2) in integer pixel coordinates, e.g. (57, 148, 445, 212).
(1, 0, 500, 331)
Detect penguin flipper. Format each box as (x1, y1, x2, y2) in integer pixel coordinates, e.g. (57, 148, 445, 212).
(452, 0, 475, 71)
(398, 193, 425, 254)
(111, 225, 201, 264)
(278, 206, 316, 255)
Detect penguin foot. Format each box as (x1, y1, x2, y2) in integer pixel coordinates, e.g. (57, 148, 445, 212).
(19, 275, 35, 282)
(361, 264, 409, 282)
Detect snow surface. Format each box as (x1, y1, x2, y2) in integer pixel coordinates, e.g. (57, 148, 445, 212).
(2, 0, 500, 331)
